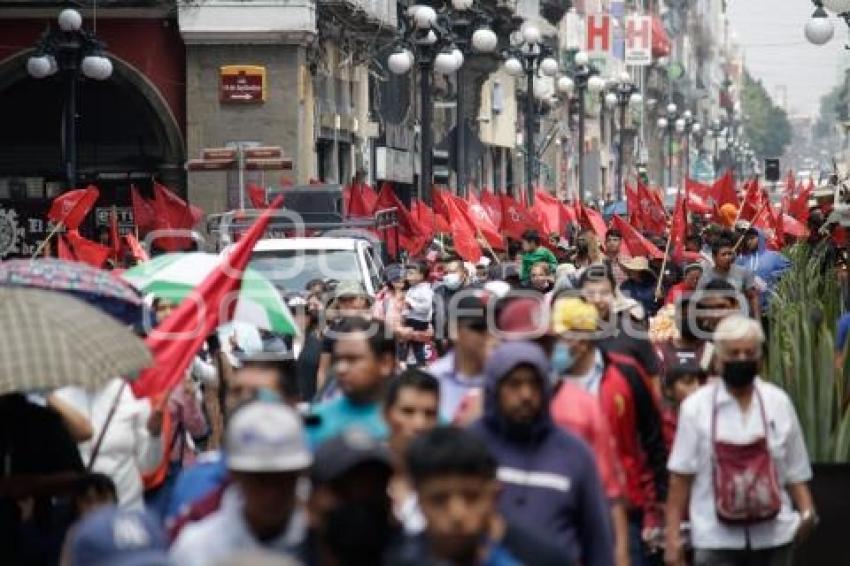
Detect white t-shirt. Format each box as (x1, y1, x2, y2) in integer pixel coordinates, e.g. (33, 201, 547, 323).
(668, 378, 812, 550)
(55, 378, 162, 510)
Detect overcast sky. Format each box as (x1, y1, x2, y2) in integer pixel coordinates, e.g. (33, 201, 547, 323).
(727, 0, 848, 118)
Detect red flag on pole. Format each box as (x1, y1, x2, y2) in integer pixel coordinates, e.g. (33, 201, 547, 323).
(109, 206, 121, 264)
(123, 233, 149, 263)
(412, 198, 450, 234)
(247, 183, 268, 209)
(788, 182, 813, 224)
(498, 194, 540, 240)
(670, 194, 689, 262)
(711, 170, 738, 208)
(578, 203, 608, 241)
(373, 184, 430, 256)
(433, 190, 482, 262)
(636, 182, 666, 235)
(150, 183, 203, 252)
(131, 196, 285, 399)
(625, 182, 641, 228)
(686, 178, 712, 201)
(347, 182, 378, 217)
(610, 215, 664, 260)
(131, 185, 156, 233)
(466, 192, 505, 249)
(62, 230, 110, 268)
(479, 189, 503, 231)
(47, 186, 99, 230)
(533, 189, 576, 235)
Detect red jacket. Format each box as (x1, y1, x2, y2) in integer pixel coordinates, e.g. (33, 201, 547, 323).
(598, 351, 668, 510)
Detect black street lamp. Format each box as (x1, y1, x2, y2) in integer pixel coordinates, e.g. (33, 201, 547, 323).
(603, 72, 642, 202)
(709, 118, 725, 175)
(503, 24, 560, 207)
(656, 102, 680, 190)
(555, 51, 603, 205)
(677, 110, 701, 189)
(27, 8, 112, 190)
(387, 2, 497, 204)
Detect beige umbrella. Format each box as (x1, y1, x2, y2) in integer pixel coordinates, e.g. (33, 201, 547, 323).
(0, 287, 151, 395)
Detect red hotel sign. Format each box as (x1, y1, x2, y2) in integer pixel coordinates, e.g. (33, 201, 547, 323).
(220, 65, 266, 103)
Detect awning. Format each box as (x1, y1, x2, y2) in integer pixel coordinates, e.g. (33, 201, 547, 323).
(652, 15, 671, 58)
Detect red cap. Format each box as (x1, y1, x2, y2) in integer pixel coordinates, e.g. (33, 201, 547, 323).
(497, 297, 551, 340)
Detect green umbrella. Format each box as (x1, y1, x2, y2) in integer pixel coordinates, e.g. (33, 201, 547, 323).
(123, 252, 298, 336)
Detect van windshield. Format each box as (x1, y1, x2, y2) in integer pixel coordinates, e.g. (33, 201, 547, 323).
(249, 249, 361, 293)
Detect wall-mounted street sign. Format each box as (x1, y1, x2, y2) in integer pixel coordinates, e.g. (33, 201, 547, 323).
(219, 65, 266, 104)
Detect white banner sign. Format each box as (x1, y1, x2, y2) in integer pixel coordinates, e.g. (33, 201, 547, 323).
(625, 15, 652, 66)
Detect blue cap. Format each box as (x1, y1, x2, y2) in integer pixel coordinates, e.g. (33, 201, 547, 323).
(68, 505, 171, 566)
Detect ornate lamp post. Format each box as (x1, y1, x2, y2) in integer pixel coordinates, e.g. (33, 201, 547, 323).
(677, 110, 701, 188)
(387, 2, 497, 204)
(27, 8, 113, 190)
(555, 51, 603, 204)
(603, 72, 642, 201)
(503, 23, 560, 206)
(657, 102, 680, 190)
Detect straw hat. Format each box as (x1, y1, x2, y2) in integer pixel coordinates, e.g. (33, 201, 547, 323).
(619, 256, 651, 272)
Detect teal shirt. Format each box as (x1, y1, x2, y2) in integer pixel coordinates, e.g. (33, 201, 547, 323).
(306, 396, 388, 449)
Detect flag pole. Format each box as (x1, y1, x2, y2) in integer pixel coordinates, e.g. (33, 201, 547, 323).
(476, 226, 502, 265)
(32, 221, 64, 259)
(733, 199, 769, 252)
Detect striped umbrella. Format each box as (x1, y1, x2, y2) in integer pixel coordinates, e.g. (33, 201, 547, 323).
(122, 253, 298, 336)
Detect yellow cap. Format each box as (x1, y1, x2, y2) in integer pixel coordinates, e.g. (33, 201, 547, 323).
(551, 297, 599, 333)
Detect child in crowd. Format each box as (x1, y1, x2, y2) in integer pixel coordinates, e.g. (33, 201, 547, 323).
(661, 362, 707, 450)
(403, 262, 434, 367)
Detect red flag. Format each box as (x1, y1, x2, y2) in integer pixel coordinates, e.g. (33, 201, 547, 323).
(498, 194, 540, 240)
(625, 183, 641, 228)
(784, 170, 796, 198)
(439, 194, 481, 262)
(636, 182, 666, 235)
(479, 189, 503, 230)
(131, 196, 285, 399)
(373, 184, 430, 256)
(686, 178, 712, 201)
(131, 185, 156, 232)
(347, 182, 378, 217)
(788, 182, 813, 224)
(57, 234, 73, 261)
(578, 203, 608, 241)
(47, 186, 99, 230)
(739, 178, 765, 221)
(62, 229, 110, 268)
(151, 183, 202, 252)
(670, 194, 689, 262)
(533, 189, 576, 235)
(123, 233, 149, 263)
(109, 207, 121, 263)
(466, 192, 505, 249)
(412, 198, 450, 234)
(247, 183, 268, 209)
(711, 171, 738, 208)
(781, 213, 808, 238)
(686, 193, 712, 215)
(610, 215, 664, 260)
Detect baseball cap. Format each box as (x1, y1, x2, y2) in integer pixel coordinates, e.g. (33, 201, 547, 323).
(335, 280, 368, 298)
(311, 428, 392, 484)
(551, 297, 599, 333)
(226, 402, 312, 473)
(455, 294, 489, 331)
(67, 505, 170, 566)
(497, 297, 551, 339)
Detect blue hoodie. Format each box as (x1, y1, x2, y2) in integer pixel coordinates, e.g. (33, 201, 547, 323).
(468, 342, 614, 566)
(735, 229, 790, 307)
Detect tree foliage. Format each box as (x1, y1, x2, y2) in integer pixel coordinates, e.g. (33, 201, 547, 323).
(741, 70, 792, 158)
(814, 79, 847, 139)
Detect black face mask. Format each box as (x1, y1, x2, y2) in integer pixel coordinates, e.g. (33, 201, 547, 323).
(722, 359, 759, 389)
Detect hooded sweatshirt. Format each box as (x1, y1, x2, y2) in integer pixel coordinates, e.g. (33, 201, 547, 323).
(735, 228, 790, 307)
(468, 342, 614, 566)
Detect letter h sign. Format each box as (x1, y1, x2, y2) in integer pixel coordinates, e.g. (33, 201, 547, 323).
(625, 15, 652, 66)
(585, 14, 611, 56)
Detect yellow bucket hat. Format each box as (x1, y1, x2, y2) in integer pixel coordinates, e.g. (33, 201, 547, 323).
(551, 297, 599, 334)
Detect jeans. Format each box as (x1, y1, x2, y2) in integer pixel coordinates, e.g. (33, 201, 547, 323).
(693, 544, 793, 566)
(628, 512, 651, 566)
(402, 318, 430, 366)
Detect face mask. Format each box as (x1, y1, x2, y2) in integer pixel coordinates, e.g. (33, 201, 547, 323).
(722, 359, 758, 389)
(443, 273, 462, 290)
(551, 342, 575, 375)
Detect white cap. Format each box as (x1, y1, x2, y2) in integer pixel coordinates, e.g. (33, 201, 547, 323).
(226, 402, 312, 473)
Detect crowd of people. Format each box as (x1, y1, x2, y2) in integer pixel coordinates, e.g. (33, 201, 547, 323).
(3, 212, 839, 566)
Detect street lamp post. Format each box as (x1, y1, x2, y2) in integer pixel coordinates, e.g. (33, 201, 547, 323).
(555, 51, 603, 204)
(388, 2, 497, 204)
(603, 72, 642, 202)
(503, 24, 559, 206)
(657, 103, 679, 190)
(678, 110, 701, 189)
(27, 8, 113, 190)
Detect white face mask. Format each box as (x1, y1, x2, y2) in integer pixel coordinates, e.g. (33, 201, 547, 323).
(442, 273, 462, 290)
